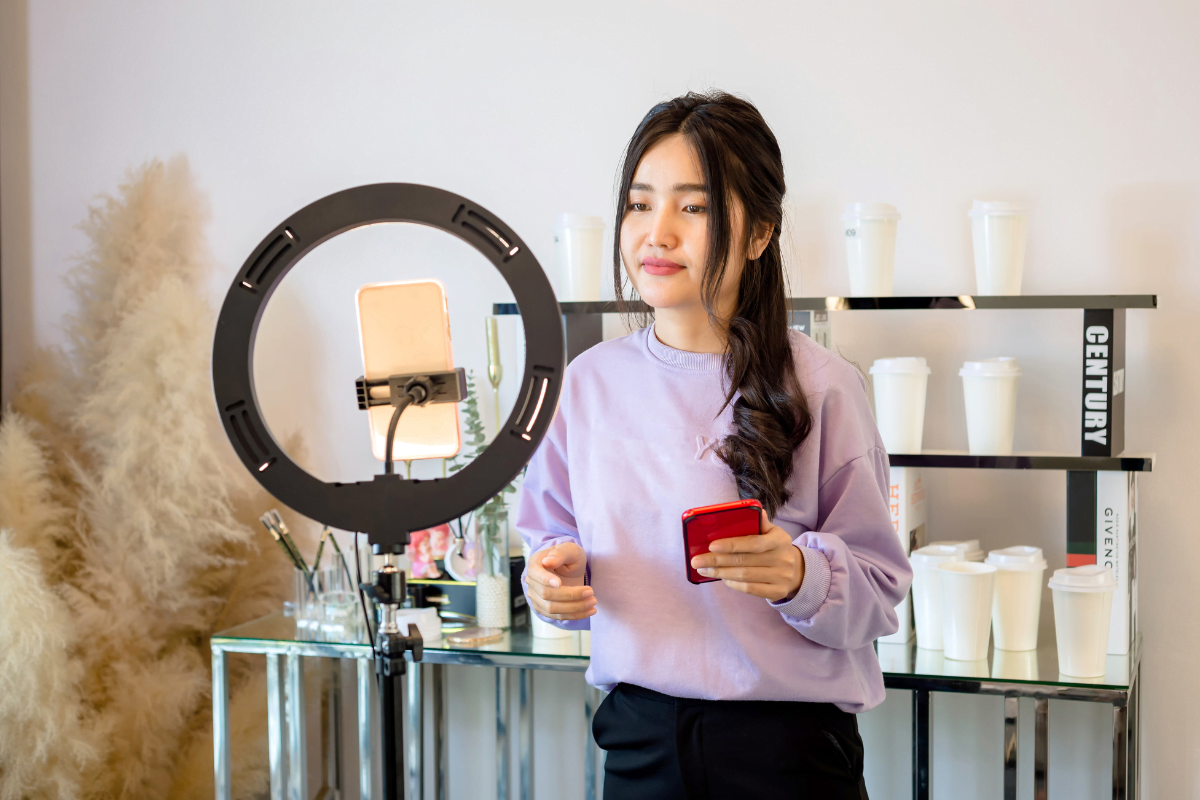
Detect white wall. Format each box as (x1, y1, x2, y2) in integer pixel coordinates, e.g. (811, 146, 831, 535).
(3, 2, 1198, 797)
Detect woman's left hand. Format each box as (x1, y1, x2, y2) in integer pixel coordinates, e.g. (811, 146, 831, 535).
(690, 510, 805, 602)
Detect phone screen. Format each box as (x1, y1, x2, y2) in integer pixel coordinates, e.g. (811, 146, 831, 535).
(681, 500, 762, 584)
(356, 279, 461, 462)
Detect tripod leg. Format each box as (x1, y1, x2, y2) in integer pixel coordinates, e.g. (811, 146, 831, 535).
(380, 666, 406, 800)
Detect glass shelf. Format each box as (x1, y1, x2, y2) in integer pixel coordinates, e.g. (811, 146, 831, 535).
(491, 295, 1157, 316)
(214, 613, 1137, 701)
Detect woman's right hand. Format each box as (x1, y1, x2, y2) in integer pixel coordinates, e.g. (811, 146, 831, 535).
(526, 542, 596, 620)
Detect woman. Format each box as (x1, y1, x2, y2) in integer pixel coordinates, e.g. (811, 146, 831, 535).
(516, 91, 911, 799)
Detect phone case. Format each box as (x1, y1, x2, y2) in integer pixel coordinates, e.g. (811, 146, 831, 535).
(681, 499, 763, 584)
(356, 279, 461, 462)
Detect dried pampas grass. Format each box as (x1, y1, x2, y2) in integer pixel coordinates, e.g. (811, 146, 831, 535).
(0, 531, 99, 800)
(0, 157, 299, 799)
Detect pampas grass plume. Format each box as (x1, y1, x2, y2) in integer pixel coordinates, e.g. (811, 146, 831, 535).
(0, 156, 298, 800)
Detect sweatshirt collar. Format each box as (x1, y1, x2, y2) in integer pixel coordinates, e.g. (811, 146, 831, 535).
(645, 324, 726, 373)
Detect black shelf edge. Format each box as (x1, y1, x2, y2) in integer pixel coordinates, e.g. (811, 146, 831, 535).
(887, 452, 1153, 471)
(492, 295, 1156, 316)
(795, 295, 1157, 311)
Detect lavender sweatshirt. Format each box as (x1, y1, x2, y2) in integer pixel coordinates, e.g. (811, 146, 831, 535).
(515, 325, 912, 712)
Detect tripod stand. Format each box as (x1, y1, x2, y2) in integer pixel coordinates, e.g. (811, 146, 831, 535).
(362, 547, 424, 800)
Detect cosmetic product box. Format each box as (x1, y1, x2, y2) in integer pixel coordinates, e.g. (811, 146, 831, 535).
(878, 466, 927, 644)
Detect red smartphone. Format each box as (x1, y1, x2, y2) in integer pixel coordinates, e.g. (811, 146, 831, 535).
(681, 499, 763, 585)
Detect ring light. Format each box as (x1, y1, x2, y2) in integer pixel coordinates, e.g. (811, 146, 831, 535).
(212, 183, 565, 549)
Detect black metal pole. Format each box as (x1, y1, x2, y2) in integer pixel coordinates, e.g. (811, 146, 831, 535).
(379, 652, 406, 800)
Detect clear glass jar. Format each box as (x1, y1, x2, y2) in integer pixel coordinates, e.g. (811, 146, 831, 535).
(473, 500, 511, 629)
(292, 567, 320, 635)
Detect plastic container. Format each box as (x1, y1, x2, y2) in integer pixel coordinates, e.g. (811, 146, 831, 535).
(869, 357, 931, 453)
(474, 504, 511, 629)
(910, 544, 966, 650)
(553, 214, 605, 301)
(394, 607, 443, 643)
(960, 358, 1021, 455)
(938, 561, 998, 661)
(986, 546, 1047, 651)
(969, 200, 1029, 295)
(843, 202, 901, 296)
(1049, 565, 1116, 678)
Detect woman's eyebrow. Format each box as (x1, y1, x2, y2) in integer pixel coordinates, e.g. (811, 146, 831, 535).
(628, 182, 707, 193)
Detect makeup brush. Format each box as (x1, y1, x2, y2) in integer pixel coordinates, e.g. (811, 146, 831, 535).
(314, 526, 330, 570)
(268, 509, 310, 576)
(260, 513, 316, 593)
(486, 316, 503, 432)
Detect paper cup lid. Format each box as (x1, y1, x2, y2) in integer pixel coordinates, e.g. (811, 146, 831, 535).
(555, 213, 605, 229)
(1048, 565, 1116, 592)
(986, 545, 1047, 571)
(928, 539, 984, 562)
(910, 544, 966, 566)
(843, 202, 901, 221)
(959, 357, 1021, 377)
(869, 357, 931, 375)
(968, 200, 1029, 217)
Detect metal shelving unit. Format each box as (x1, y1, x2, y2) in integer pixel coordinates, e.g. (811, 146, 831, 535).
(493, 293, 1155, 799)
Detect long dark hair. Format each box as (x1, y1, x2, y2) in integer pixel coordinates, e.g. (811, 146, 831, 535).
(613, 91, 813, 518)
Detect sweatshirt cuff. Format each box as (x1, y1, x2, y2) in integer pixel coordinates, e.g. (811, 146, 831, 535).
(769, 545, 831, 620)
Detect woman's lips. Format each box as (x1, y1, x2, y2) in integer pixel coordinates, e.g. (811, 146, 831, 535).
(642, 257, 685, 276)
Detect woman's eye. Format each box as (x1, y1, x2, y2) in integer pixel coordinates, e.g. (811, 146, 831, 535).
(685, 204, 706, 213)
(628, 202, 650, 212)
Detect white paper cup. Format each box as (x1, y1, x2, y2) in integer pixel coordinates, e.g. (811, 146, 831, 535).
(910, 545, 966, 650)
(960, 358, 1020, 455)
(1050, 565, 1116, 678)
(939, 561, 998, 661)
(843, 203, 900, 296)
(992, 648, 1039, 681)
(969, 200, 1028, 295)
(869, 357, 930, 453)
(553, 213, 604, 301)
(986, 546, 1047, 651)
(928, 539, 985, 563)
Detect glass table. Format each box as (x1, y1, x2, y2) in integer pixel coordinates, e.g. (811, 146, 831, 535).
(211, 613, 1139, 800)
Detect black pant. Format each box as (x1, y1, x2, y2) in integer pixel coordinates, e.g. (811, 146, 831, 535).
(592, 683, 869, 800)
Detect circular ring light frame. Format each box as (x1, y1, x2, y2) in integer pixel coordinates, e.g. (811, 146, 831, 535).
(213, 184, 564, 547)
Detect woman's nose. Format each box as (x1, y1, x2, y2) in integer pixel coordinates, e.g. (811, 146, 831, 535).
(646, 209, 677, 249)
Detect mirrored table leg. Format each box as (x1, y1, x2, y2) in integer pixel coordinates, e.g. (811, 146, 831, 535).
(518, 669, 534, 800)
(497, 668, 511, 800)
(266, 653, 287, 800)
(286, 653, 307, 800)
(407, 663, 423, 800)
(1003, 697, 1019, 800)
(357, 657, 373, 800)
(1112, 701, 1128, 800)
(584, 684, 603, 800)
(1033, 698, 1048, 800)
(1128, 676, 1139, 799)
(432, 664, 447, 800)
(212, 647, 231, 800)
(912, 689, 932, 800)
